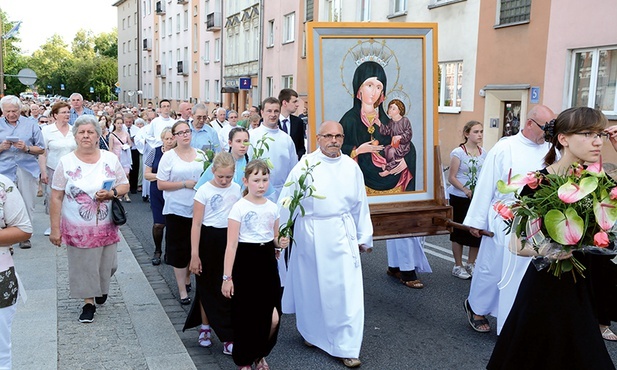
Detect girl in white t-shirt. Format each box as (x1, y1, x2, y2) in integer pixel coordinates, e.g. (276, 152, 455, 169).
(222, 160, 289, 370)
(185, 152, 241, 354)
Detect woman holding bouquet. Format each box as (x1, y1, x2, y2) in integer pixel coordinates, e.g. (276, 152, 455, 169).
(487, 107, 616, 369)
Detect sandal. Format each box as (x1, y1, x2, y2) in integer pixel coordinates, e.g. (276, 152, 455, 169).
(342, 358, 362, 368)
(255, 357, 270, 370)
(401, 279, 424, 289)
(601, 326, 617, 342)
(464, 298, 490, 333)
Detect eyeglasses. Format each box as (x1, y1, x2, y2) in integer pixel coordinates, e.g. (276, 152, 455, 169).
(194, 115, 208, 120)
(530, 118, 548, 130)
(173, 129, 192, 137)
(318, 134, 345, 140)
(574, 132, 610, 141)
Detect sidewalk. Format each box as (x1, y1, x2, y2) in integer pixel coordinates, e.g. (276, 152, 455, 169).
(10, 200, 197, 370)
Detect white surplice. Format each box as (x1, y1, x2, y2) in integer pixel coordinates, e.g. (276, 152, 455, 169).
(464, 132, 549, 334)
(249, 125, 298, 202)
(386, 237, 432, 273)
(279, 150, 373, 358)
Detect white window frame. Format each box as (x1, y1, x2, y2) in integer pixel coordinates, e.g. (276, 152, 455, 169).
(184, 10, 189, 31)
(267, 20, 274, 47)
(204, 41, 210, 63)
(168, 17, 173, 36)
(282, 75, 294, 89)
(266, 77, 274, 98)
(214, 38, 221, 62)
(360, 0, 371, 21)
(283, 13, 295, 44)
(438, 61, 463, 113)
(176, 13, 181, 33)
(568, 46, 617, 116)
(161, 19, 166, 38)
(215, 79, 220, 102)
(389, 0, 407, 17)
(205, 79, 210, 101)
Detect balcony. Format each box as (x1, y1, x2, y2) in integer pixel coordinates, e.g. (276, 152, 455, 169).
(177, 61, 188, 75)
(156, 64, 167, 77)
(142, 38, 152, 51)
(206, 12, 222, 31)
(155, 1, 165, 15)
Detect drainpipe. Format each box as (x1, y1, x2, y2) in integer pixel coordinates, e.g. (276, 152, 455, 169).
(257, 0, 264, 105)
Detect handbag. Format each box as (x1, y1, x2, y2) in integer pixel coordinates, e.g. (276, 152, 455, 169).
(111, 197, 127, 225)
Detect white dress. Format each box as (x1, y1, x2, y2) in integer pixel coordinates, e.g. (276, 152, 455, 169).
(279, 150, 373, 358)
(464, 132, 549, 334)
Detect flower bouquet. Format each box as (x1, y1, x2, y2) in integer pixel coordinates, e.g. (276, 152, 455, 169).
(495, 161, 617, 280)
(278, 160, 325, 243)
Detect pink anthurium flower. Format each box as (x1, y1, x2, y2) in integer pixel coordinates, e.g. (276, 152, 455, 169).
(593, 231, 610, 247)
(585, 156, 605, 176)
(497, 169, 540, 194)
(557, 177, 598, 203)
(609, 187, 617, 200)
(545, 208, 584, 245)
(493, 201, 514, 220)
(593, 190, 617, 230)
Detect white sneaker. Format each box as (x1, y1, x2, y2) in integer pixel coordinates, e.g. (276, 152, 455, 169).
(452, 265, 471, 280)
(465, 262, 475, 276)
(44, 227, 51, 236)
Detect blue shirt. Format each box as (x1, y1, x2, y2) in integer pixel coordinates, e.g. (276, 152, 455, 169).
(190, 123, 221, 153)
(69, 107, 95, 125)
(0, 116, 46, 180)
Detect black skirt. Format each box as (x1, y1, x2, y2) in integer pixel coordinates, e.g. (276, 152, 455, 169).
(487, 254, 615, 370)
(449, 194, 481, 248)
(164, 214, 192, 268)
(183, 226, 233, 342)
(231, 241, 281, 366)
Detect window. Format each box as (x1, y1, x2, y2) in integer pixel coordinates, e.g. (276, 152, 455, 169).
(148, 55, 152, 71)
(266, 77, 274, 97)
(390, 0, 407, 15)
(168, 82, 172, 99)
(215, 79, 220, 102)
(128, 16, 131, 27)
(176, 13, 181, 33)
(325, 0, 341, 22)
(147, 0, 151, 14)
(193, 61, 197, 72)
(205, 79, 210, 101)
(569, 47, 617, 115)
(184, 10, 189, 30)
(253, 24, 259, 60)
(162, 82, 167, 98)
(162, 51, 166, 67)
(282, 75, 294, 89)
(135, 64, 138, 75)
(498, 0, 531, 26)
(134, 12, 137, 25)
(267, 20, 274, 47)
(360, 0, 371, 21)
(168, 50, 173, 68)
(123, 42, 126, 54)
(193, 24, 198, 52)
(128, 40, 131, 52)
(283, 13, 295, 43)
(438, 61, 463, 113)
(177, 82, 180, 99)
(204, 40, 210, 63)
(305, 0, 314, 22)
(123, 65, 126, 77)
(184, 82, 188, 100)
(194, 5, 198, 16)
(122, 18, 126, 30)
(162, 20, 166, 38)
(214, 38, 221, 62)
(128, 64, 131, 76)
(135, 38, 138, 51)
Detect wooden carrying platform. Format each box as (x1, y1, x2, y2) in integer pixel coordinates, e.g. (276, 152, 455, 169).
(370, 146, 453, 240)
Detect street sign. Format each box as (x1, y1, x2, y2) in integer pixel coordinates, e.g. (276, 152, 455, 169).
(60, 84, 65, 90)
(115, 87, 121, 94)
(115, 82, 121, 88)
(239, 78, 251, 90)
(47, 85, 52, 89)
(17, 68, 37, 86)
(530, 87, 540, 104)
(90, 87, 94, 93)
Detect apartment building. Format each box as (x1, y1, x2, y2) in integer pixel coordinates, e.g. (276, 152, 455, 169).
(114, 0, 140, 106)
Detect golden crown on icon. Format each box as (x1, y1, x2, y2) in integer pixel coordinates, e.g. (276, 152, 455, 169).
(351, 39, 393, 68)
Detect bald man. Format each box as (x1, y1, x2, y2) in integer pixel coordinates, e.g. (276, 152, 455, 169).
(278, 121, 373, 368)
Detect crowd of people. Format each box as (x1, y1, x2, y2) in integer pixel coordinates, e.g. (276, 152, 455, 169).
(2, 87, 617, 370)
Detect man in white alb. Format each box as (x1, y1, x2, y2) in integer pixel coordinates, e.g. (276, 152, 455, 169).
(278, 121, 372, 368)
(463, 104, 555, 334)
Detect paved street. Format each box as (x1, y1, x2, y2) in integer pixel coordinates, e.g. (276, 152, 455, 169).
(10, 194, 617, 369)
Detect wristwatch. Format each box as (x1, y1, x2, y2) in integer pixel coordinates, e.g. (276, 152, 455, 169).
(112, 188, 118, 198)
(222, 274, 232, 281)
(25, 146, 30, 154)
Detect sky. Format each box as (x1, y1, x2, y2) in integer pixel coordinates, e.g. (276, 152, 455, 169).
(0, 0, 117, 55)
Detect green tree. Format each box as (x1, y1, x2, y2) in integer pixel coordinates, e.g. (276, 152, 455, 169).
(94, 29, 118, 58)
(29, 35, 74, 95)
(71, 29, 95, 60)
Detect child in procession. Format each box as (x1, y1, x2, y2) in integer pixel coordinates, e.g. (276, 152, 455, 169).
(222, 159, 289, 370)
(184, 152, 241, 355)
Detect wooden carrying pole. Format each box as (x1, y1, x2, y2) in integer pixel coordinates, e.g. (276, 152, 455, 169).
(432, 216, 494, 237)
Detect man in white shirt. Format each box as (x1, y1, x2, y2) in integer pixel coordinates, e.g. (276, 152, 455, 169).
(218, 110, 239, 151)
(144, 99, 176, 149)
(210, 107, 228, 134)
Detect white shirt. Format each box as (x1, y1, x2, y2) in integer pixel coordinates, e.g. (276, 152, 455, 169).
(41, 124, 76, 170)
(156, 149, 203, 218)
(228, 198, 279, 243)
(146, 116, 176, 148)
(194, 181, 241, 228)
(210, 119, 228, 135)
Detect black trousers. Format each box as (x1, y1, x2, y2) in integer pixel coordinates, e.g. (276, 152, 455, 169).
(129, 148, 140, 193)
